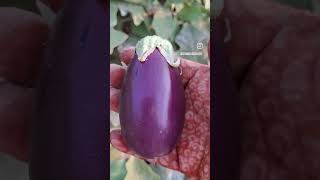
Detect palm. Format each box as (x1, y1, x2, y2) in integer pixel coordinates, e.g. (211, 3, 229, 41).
(110, 48, 210, 179)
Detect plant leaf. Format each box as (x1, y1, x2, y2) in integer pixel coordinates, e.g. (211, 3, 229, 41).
(175, 23, 209, 64)
(110, 145, 129, 161)
(177, 4, 208, 22)
(152, 8, 177, 39)
(110, 159, 127, 180)
(118, 3, 146, 26)
(123, 0, 145, 4)
(36, 0, 56, 26)
(110, 2, 118, 27)
(110, 28, 128, 54)
(125, 156, 161, 180)
(110, 111, 120, 128)
(204, 0, 210, 10)
(164, 0, 184, 14)
(151, 164, 186, 180)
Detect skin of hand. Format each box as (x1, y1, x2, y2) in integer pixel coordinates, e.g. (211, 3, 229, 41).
(110, 47, 210, 179)
(225, 0, 320, 179)
(0, 0, 320, 179)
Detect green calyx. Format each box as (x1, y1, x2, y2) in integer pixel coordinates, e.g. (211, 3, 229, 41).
(135, 35, 180, 67)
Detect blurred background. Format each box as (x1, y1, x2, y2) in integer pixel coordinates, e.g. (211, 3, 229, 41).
(0, 0, 319, 179)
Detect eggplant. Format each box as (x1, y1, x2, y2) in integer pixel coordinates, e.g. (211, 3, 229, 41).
(120, 36, 185, 158)
(29, 1, 108, 180)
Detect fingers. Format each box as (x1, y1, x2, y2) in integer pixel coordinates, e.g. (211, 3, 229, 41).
(0, 82, 34, 161)
(110, 129, 177, 169)
(0, 8, 49, 86)
(110, 130, 134, 155)
(119, 46, 135, 65)
(180, 59, 207, 85)
(110, 64, 125, 112)
(110, 64, 126, 89)
(110, 87, 120, 112)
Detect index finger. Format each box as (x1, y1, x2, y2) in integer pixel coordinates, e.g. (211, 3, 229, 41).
(118, 46, 135, 65)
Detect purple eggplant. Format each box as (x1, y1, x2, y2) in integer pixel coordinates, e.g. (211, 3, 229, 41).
(120, 36, 185, 158)
(29, 1, 108, 180)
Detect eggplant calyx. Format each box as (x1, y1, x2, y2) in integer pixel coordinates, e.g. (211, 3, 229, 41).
(136, 35, 180, 67)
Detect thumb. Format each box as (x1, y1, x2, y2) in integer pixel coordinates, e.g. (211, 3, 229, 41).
(110, 130, 134, 155)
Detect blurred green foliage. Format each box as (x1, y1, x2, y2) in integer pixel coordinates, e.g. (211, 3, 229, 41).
(110, 0, 210, 65)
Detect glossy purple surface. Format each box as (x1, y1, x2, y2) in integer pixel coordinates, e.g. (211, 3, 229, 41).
(120, 48, 185, 158)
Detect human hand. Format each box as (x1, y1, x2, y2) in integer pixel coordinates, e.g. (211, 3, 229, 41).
(0, 7, 49, 161)
(110, 46, 210, 180)
(225, 0, 320, 179)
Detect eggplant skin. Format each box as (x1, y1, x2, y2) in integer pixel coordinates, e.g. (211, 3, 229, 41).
(120, 48, 185, 158)
(29, 1, 108, 180)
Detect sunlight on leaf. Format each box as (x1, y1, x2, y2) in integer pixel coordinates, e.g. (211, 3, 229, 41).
(110, 28, 128, 54)
(110, 111, 120, 128)
(110, 145, 130, 161)
(151, 164, 186, 180)
(118, 3, 146, 26)
(152, 8, 177, 39)
(178, 5, 208, 22)
(175, 23, 209, 64)
(110, 2, 118, 27)
(204, 0, 210, 10)
(111, 159, 127, 180)
(124, 0, 145, 4)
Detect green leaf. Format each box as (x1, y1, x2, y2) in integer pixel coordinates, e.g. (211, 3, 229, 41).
(110, 159, 127, 180)
(110, 145, 129, 161)
(110, 28, 128, 54)
(123, 0, 146, 4)
(144, 0, 160, 10)
(118, 3, 146, 26)
(131, 22, 154, 38)
(143, 17, 152, 29)
(36, 0, 56, 26)
(152, 8, 177, 39)
(110, 2, 118, 27)
(164, 0, 184, 14)
(177, 5, 208, 22)
(125, 156, 161, 180)
(175, 23, 209, 64)
(204, 0, 210, 10)
(122, 35, 141, 47)
(151, 164, 186, 180)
